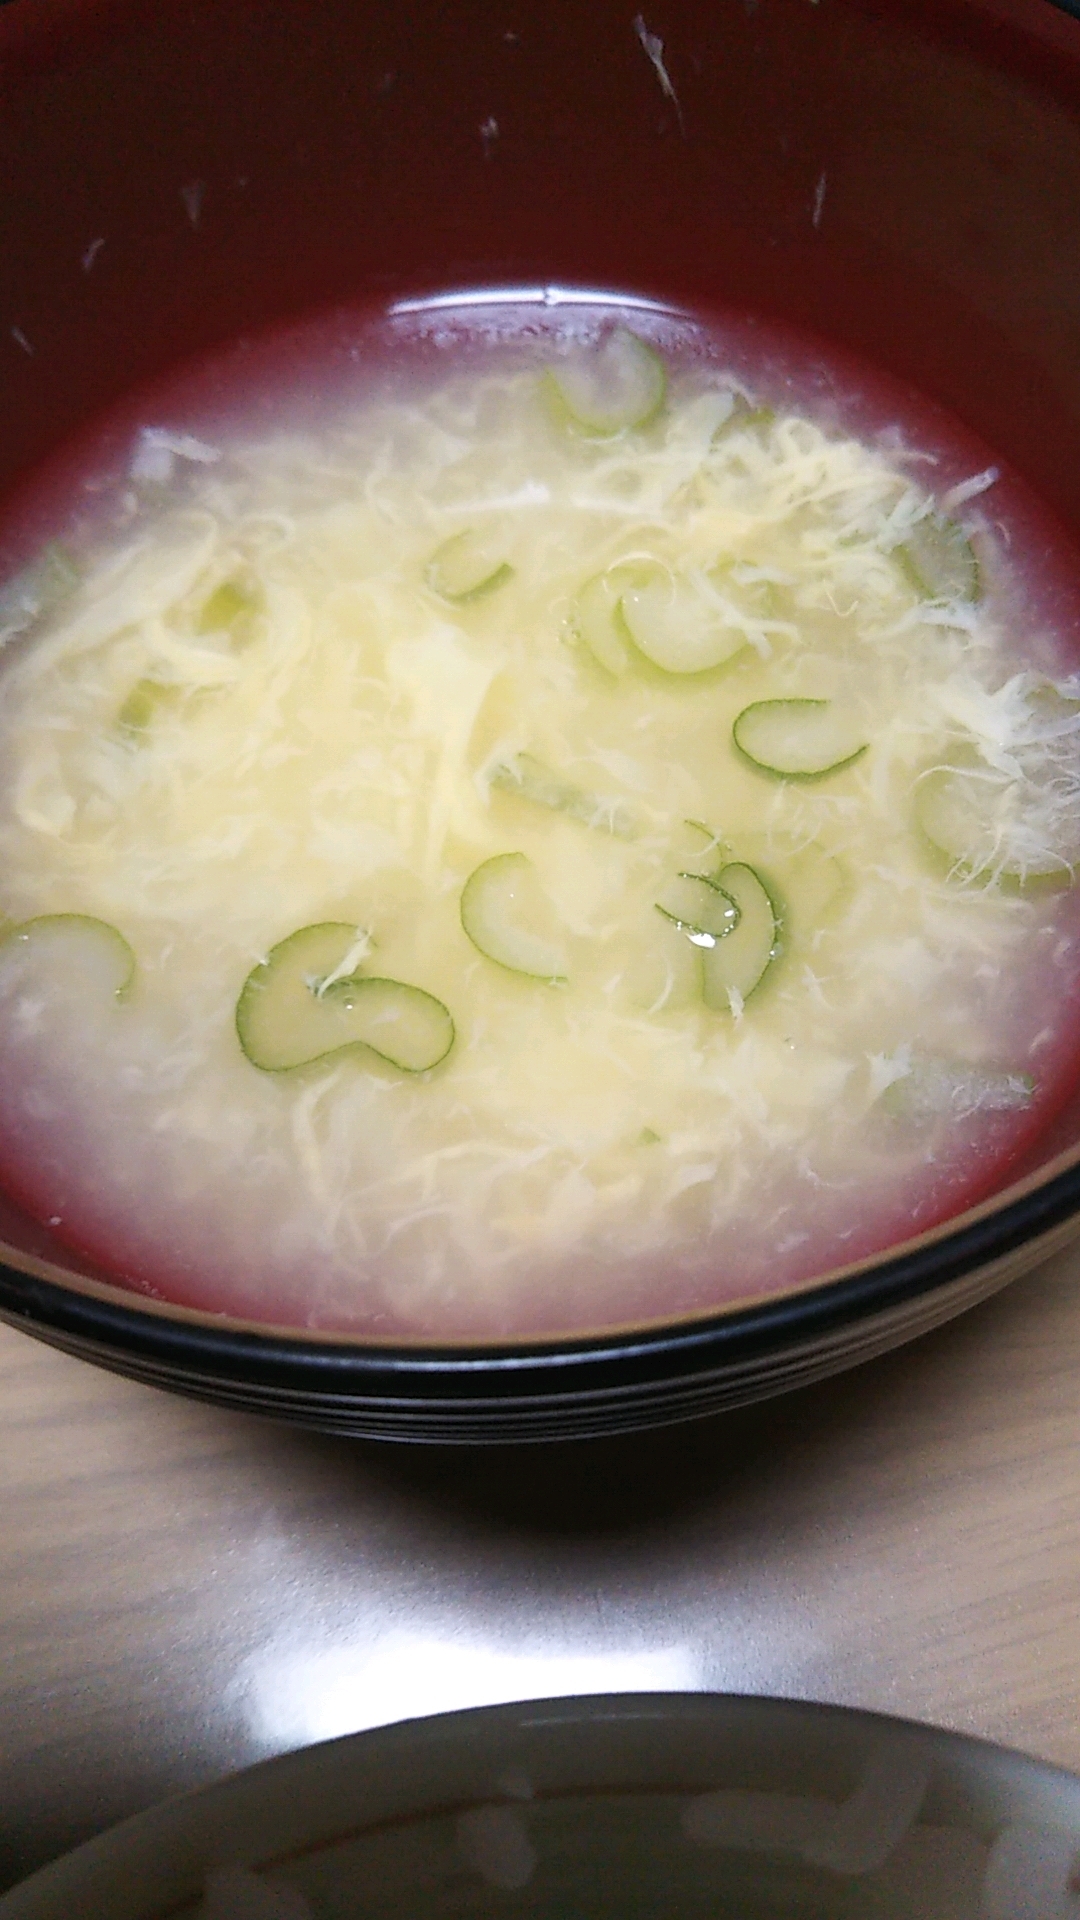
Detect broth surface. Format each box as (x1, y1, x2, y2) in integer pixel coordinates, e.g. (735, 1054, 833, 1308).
(0, 296, 1078, 1340)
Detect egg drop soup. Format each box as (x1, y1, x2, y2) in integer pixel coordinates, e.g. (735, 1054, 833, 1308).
(1, 296, 1079, 1341)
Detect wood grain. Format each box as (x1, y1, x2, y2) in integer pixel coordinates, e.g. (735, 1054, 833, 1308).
(1, 1242, 1080, 1892)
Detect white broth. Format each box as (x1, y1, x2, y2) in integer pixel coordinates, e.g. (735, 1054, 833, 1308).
(0, 307, 1078, 1339)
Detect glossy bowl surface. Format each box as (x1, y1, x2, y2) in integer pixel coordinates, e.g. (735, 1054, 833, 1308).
(2, 0, 1080, 1437)
(3, 1691, 1080, 1917)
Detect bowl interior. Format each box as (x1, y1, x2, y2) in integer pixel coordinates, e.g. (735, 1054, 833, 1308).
(2, 0, 1080, 1351)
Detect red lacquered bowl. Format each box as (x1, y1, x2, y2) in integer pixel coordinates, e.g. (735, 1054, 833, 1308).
(1, 0, 1080, 1440)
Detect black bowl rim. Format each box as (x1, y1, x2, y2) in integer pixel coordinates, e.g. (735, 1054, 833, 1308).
(1, 1140, 1078, 1405)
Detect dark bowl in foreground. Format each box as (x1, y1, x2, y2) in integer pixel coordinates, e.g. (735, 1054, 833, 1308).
(2, 0, 1080, 1439)
(3, 1691, 1080, 1916)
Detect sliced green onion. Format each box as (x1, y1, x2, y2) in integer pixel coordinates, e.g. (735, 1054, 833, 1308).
(0, 913, 135, 1000)
(460, 852, 568, 980)
(236, 923, 454, 1073)
(701, 863, 781, 1009)
(546, 328, 666, 436)
(197, 579, 259, 633)
(619, 565, 747, 675)
(117, 678, 180, 737)
(897, 517, 980, 602)
(880, 1057, 1034, 1124)
(655, 872, 740, 947)
(425, 529, 513, 603)
(733, 698, 868, 780)
(915, 763, 1075, 888)
(570, 562, 651, 677)
(488, 751, 639, 838)
(672, 818, 727, 874)
(715, 397, 776, 439)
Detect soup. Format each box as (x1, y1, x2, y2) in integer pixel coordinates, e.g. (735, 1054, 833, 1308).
(0, 297, 1078, 1340)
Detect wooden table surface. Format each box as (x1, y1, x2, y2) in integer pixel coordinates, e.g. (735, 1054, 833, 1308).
(1, 1243, 1079, 1895)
